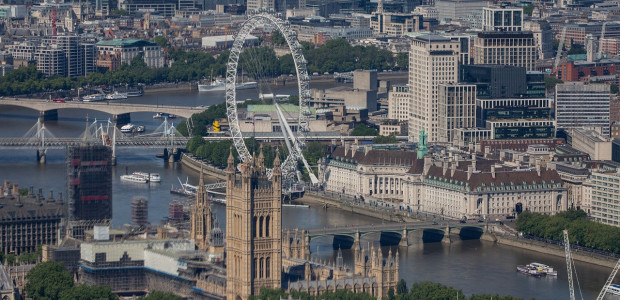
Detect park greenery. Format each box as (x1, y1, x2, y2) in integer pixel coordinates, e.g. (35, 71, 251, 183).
(516, 209, 620, 253)
(373, 133, 399, 144)
(26, 261, 118, 300)
(0, 37, 403, 96)
(250, 281, 528, 300)
(350, 123, 379, 136)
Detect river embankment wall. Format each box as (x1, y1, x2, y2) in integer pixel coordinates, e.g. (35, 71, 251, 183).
(180, 152, 618, 268)
(179, 153, 226, 180)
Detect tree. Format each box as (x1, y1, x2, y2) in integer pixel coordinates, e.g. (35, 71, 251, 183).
(59, 284, 118, 300)
(373, 133, 399, 144)
(396, 279, 408, 295)
(544, 76, 563, 90)
(271, 30, 287, 46)
(26, 261, 74, 300)
(395, 53, 409, 70)
(153, 36, 169, 48)
(110, 9, 129, 16)
(140, 291, 183, 300)
(611, 83, 619, 94)
(523, 4, 535, 16)
(350, 123, 378, 136)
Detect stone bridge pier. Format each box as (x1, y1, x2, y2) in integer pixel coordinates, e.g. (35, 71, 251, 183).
(399, 228, 408, 247)
(41, 109, 58, 121)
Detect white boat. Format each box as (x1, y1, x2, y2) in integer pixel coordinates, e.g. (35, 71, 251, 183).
(127, 91, 143, 97)
(105, 91, 128, 100)
(529, 262, 557, 276)
(136, 125, 145, 133)
(516, 264, 545, 277)
(120, 174, 148, 183)
(133, 172, 161, 183)
(120, 123, 136, 133)
(607, 284, 620, 296)
(198, 79, 258, 92)
(82, 94, 105, 102)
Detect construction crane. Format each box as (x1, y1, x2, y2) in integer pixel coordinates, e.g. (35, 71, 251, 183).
(563, 230, 576, 300)
(554, 27, 568, 73)
(595, 258, 620, 300)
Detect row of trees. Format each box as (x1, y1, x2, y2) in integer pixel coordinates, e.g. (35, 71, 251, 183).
(0, 36, 406, 96)
(251, 281, 528, 300)
(516, 209, 620, 253)
(25, 262, 182, 300)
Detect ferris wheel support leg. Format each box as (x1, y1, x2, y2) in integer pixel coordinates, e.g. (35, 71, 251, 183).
(275, 103, 318, 185)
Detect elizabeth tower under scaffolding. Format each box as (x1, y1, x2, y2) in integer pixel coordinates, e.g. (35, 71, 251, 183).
(67, 144, 112, 239)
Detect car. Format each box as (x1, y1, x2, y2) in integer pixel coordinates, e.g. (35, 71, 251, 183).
(52, 99, 65, 103)
(432, 222, 438, 225)
(459, 219, 466, 224)
(477, 219, 484, 223)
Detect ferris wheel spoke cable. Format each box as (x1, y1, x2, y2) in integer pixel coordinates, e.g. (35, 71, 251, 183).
(225, 13, 315, 184)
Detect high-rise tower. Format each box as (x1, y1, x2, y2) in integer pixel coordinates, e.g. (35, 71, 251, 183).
(191, 167, 213, 250)
(226, 146, 282, 300)
(408, 35, 460, 143)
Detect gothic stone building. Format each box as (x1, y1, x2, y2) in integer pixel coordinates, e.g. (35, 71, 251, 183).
(225, 147, 283, 299)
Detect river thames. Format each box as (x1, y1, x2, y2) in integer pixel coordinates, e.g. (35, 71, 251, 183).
(0, 84, 616, 299)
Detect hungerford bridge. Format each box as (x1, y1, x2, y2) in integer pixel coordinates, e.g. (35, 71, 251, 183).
(0, 97, 402, 165)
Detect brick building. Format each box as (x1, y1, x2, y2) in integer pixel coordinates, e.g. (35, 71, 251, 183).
(556, 58, 620, 82)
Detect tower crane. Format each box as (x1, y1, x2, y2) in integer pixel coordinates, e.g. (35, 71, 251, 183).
(563, 230, 576, 300)
(595, 257, 620, 300)
(554, 27, 568, 74)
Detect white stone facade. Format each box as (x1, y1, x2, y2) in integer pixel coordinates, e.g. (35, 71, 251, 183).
(408, 35, 460, 143)
(320, 147, 569, 219)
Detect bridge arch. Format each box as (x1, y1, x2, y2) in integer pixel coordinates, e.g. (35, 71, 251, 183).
(0, 99, 199, 119)
(458, 226, 484, 240)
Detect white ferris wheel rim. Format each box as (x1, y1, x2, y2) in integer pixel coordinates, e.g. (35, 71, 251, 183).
(225, 13, 311, 174)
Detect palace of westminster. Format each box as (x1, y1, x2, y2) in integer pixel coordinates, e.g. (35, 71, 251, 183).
(187, 146, 399, 300)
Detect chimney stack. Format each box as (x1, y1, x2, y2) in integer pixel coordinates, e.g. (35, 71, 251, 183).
(536, 159, 541, 176)
(442, 161, 448, 175)
(491, 165, 496, 179)
(467, 165, 473, 180)
(12, 184, 18, 196)
(423, 156, 432, 175)
(450, 162, 456, 177)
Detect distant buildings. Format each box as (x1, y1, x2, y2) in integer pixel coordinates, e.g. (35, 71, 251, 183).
(438, 84, 477, 144)
(482, 6, 523, 32)
(387, 85, 409, 122)
(556, 58, 620, 82)
(95, 39, 164, 71)
(584, 170, 620, 227)
(434, 0, 487, 20)
(473, 32, 537, 71)
(555, 82, 610, 136)
(370, 0, 423, 37)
